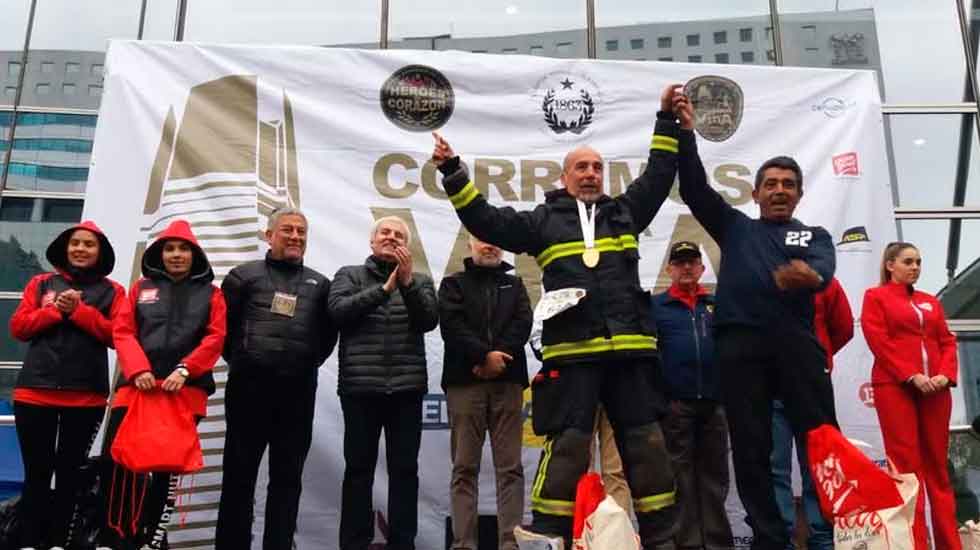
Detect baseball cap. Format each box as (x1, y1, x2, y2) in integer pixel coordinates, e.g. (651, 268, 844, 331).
(668, 241, 701, 262)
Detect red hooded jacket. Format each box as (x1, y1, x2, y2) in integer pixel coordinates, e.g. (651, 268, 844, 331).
(813, 277, 854, 372)
(861, 281, 958, 385)
(10, 220, 126, 407)
(112, 220, 226, 416)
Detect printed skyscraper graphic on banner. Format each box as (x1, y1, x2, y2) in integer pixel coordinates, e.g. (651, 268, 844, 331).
(128, 74, 300, 547)
(136, 74, 300, 282)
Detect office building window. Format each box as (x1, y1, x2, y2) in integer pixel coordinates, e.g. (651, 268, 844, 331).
(471, 50, 487, 54)
(530, 45, 543, 55)
(658, 57, 673, 62)
(687, 34, 700, 47)
(40, 62, 54, 73)
(714, 31, 727, 44)
(740, 28, 753, 42)
(63, 83, 76, 95)
(741, 51, 755, 62)
(658, 36, 671, 48)
(91, 64, 104, 76)
(65, 62, 80, 74)
(3, 87, 15, 98)
(502, 48, 518, 54)
(88, 85, 102, 97)
(715, 53, 730, 64)
(35, 83, 50, 95)
(631, 38, 644, 50)
(7, 62, 21, 77)
(606, 40, 619, 51)
(556, 42, 573, 55)
(688, 55, 702, 63)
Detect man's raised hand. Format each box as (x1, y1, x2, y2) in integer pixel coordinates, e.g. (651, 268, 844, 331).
(431, 132, 455, 167)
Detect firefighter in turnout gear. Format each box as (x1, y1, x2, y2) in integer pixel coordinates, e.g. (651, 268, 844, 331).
(430, 84, 684, 550)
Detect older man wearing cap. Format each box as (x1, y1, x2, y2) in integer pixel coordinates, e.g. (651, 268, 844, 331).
(651, 241, 733, 550)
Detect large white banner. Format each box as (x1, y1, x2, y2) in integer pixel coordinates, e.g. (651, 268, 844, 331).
(85, 41, 896, 549)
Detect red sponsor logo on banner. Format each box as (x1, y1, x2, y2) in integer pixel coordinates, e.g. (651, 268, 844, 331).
(858, 382, 875, 408)
(833, 152, 860, 176)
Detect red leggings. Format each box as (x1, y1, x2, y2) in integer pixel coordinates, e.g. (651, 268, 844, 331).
(875, 383, 960, 550)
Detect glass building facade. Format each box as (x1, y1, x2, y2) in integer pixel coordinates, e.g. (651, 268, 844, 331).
(1, 0, 980, 544)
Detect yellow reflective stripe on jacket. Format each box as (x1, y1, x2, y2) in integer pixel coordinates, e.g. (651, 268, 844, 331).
(541, 333, 656, 361)
(650, 134, 679, 153)
(536, 234, 638, 268)
(530, 439, 575, 516)
(449, 181, 480, 209)
(633, 488, 677, 513)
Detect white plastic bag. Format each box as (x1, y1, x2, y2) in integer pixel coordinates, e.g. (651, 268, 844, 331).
(575, 495, 641, 550)
(833, 473, 918, 550)
(959, 519, 980, 550)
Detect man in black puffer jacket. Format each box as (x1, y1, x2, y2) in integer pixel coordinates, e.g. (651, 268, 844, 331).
(328, 215, 439, 550)
(215, 208, 338, 550)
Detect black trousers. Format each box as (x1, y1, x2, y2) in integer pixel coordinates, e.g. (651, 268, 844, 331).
(717, 326, 837, 550)
(528, 359, 676, 550)
(13, 401, 103, 548)
(215, 372, 318, 550)
(100, 406, 182, 550)
(661, 400, 733, 550)
(339, 391, 424, 550)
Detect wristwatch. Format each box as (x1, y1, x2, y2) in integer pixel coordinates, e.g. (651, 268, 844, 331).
(175, 364, 190, 378)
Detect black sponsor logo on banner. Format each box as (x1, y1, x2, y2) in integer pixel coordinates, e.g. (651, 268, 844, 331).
(684, 75, 744, 142)
(380, 64, 455, 132)
(837, 226, 872, 254)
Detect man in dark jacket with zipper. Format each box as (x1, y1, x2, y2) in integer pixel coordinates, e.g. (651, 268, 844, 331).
(329, 215, 439, 550)
(216, 207, 338, 550)
(440, 235, 532, 550)
(652, 241, 733, 550)
(431, 84, 683, 550)
(673, 90, 836, 550)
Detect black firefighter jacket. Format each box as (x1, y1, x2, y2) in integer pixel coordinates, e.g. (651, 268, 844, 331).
(439, 114, 682, 365)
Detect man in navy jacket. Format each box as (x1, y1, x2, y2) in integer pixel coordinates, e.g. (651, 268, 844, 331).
(672, 89, 836, 550)
(652, 241, 733, 550)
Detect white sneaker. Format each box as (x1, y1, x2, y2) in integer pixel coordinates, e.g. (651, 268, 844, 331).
(514, 526, 564, 550)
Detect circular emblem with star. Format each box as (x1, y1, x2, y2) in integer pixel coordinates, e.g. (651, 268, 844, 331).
(533, 72, 600, 141)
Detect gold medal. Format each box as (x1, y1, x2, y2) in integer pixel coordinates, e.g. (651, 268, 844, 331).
(582, 248, 600, 268)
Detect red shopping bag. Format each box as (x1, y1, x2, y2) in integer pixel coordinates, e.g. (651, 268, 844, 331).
(572, 472, 606, 541)
(110, 387, 203, 474)
(807, 424, 902, 520)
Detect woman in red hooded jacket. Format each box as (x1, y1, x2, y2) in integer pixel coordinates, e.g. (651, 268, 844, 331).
(8, 220, 126, 550)
(102, 220, 226, 550)
(861, 241, 960, 550)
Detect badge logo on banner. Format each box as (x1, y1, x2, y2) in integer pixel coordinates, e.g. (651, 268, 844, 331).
(534, 71, 600, 140)
(837, 226, 872, 254)
(380, 65, 455, 132)
(684, 75, 744, 142)
(833, 151, 860, 177)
